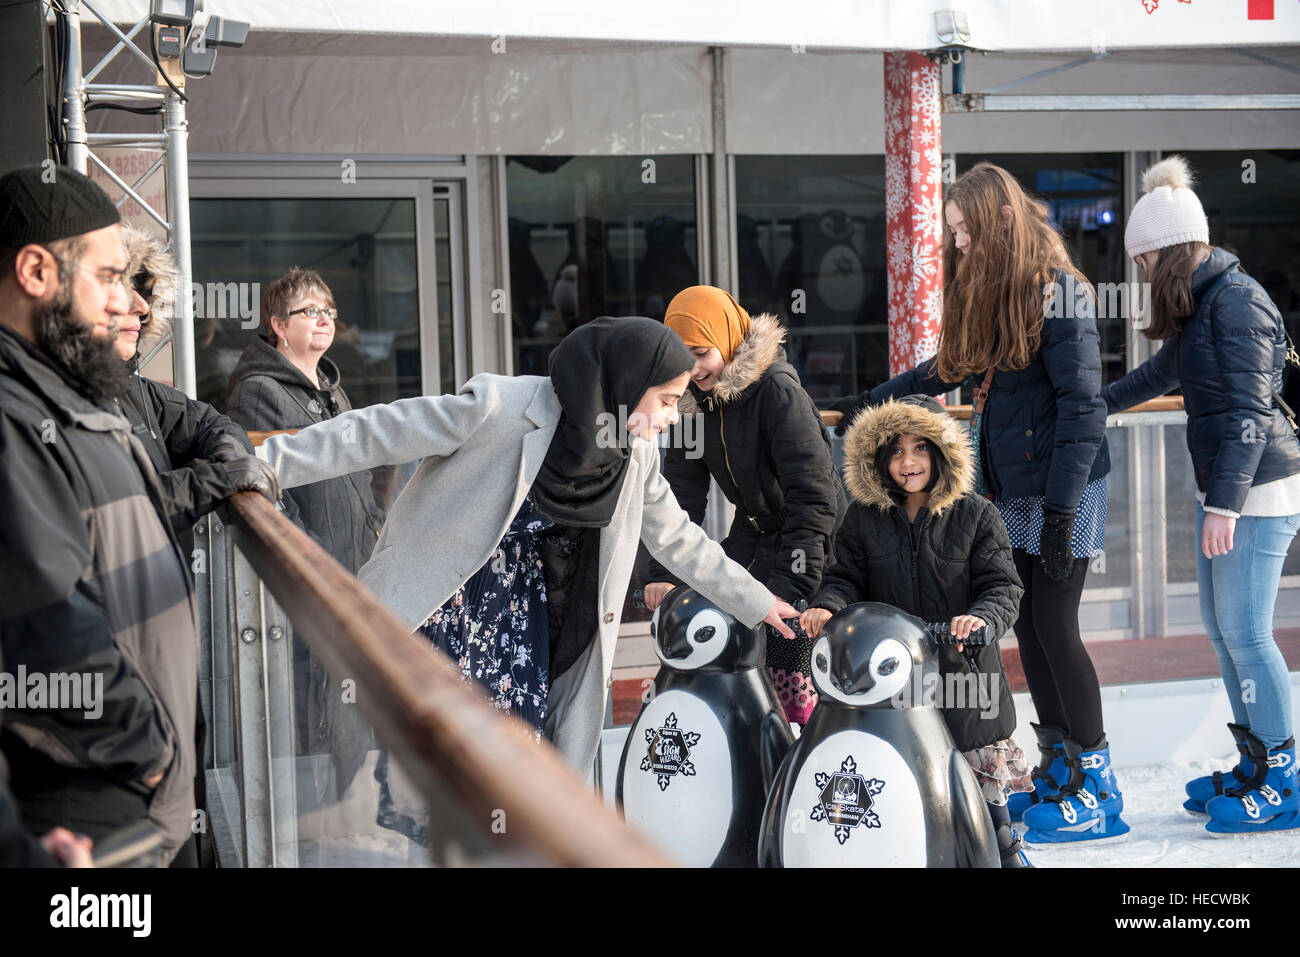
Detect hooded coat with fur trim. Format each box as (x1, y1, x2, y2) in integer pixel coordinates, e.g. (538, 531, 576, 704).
(114, 225, 255, 533)
(811, 396, 1022, 751)
(647, 313, 841, 601)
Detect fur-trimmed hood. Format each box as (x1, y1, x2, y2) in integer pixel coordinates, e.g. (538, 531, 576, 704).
(679, 312, 787, 412)
(842, 396, 975, 516)
(121, 223, 179, 358)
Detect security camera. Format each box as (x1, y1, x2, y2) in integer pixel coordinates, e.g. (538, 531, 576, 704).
(150, 0, 196, 27)
(182, 15, 251, 76)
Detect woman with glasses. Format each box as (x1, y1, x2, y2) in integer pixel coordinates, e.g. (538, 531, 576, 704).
(228, 267, 384, 802)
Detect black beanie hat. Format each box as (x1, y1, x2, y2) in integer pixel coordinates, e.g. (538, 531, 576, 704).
(0, 164, 121, 247)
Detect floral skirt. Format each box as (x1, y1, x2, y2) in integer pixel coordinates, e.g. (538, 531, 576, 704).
(416, 497, 552, 732)
(963, 736, 1034, 805)
(376, 497, 551, 847)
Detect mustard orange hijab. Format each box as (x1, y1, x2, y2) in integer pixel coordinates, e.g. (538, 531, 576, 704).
(664, 285, 751, 364)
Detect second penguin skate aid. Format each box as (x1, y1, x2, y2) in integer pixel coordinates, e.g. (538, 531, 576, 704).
(759, 603, 1001, 867)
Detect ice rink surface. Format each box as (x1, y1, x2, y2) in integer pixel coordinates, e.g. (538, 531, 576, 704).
(1024, 759, 1300, 868)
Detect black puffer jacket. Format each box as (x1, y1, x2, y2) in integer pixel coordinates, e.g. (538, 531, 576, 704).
(1103, 248, 1300, 514)
(647, 313, 841, 602)
(227, 335, 384, 573)
(810, 395, 1023, 751)
(115, 365, 254, 533)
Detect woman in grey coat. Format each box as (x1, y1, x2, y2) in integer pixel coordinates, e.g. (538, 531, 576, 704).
(259, 317, 799, 775)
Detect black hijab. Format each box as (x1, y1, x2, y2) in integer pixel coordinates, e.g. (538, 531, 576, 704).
(532, 316, 694, 528)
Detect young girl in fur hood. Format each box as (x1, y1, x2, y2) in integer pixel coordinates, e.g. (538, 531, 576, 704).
(800, 394, 1033, 866)
(645, 285, 842, 724)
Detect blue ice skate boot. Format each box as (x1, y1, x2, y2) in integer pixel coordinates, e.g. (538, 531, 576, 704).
(1008, 722, 1068, 823)
(1184, 723, 1254, 815)
(1022, 735, 1130, 845)
(1205, 735, 1300, 835)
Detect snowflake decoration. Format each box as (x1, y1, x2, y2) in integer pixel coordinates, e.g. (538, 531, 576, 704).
(639, 711, 700, 791)
(810, 755, 886, 845)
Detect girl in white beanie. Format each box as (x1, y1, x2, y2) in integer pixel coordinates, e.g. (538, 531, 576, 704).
(1104, 155, 1300, 836)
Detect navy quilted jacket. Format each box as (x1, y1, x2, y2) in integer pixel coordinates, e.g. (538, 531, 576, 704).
(1103, 248, 1300, 514)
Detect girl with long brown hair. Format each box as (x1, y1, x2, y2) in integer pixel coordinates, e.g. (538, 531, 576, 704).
(830, 162, 1126, 847)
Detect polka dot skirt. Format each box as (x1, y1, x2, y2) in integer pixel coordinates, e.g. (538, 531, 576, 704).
(996, 477, 1107, 558)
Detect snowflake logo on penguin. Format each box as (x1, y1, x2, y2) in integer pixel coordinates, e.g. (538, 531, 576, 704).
(640, 712, 701, 790)
(810, 755, 886, 844)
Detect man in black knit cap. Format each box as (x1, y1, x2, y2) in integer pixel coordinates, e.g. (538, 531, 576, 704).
(0, 164, 200, 866)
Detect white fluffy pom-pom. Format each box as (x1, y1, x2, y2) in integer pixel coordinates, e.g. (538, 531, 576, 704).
(1141, 155, 1195, 194)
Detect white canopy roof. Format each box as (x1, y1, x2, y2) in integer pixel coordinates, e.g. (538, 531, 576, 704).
(88, 0, 1300, 51)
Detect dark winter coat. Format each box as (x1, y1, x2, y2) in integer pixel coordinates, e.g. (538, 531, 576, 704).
(647, 314, 841, 601)
(227, 335, 385, 574)
(1102, 249, 1300, 514)
(116, 365, 254, 533)
(226, 335, 381, 795)
(864, 272, 1110, 514)
(0, 646, 56, 867)
(0, 327, 197, 862)
(810, 396, 1022, 751)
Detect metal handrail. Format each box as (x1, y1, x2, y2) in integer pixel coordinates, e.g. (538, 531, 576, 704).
(225, 491, 671, 867)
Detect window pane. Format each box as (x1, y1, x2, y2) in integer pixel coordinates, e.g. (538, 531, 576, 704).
(734, 155, 888, 403)
(1170, 149, 1300, 338)
(191, 197, 423, 413)
(433, 195, 455, 394)
(506, 155, 699, 376)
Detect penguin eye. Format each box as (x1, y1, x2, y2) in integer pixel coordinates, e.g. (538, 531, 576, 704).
(878, 657, 899, 676)
(815, 654, 828, 671)
(693, 626, 715, 643)
(649, 621, 656, 639)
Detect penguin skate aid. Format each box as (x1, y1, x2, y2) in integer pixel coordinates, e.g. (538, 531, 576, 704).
(618, 586, 795, 867)
(758, 603, 1005, 867)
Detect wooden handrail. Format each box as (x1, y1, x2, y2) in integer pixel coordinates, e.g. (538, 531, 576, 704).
(818, 395, 1185, 427)
(227, 491, 672, 867)
(254, 395, 1187, 447)
(247, 429, 297, 446)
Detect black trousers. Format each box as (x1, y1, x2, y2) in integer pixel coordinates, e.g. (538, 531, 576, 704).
(1010, 549, 1105, 748)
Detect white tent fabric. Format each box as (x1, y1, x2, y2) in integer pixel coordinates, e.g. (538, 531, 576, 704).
(89, 0, 1300, 51)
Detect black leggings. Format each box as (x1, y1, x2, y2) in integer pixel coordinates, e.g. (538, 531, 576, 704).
(1010, 549, 1104, 748)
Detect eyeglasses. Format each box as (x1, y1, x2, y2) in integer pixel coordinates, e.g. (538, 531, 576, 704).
(45, 249, 128, 293)
(288, 306, 338, 321)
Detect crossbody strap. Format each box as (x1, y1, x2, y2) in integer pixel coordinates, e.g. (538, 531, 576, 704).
(972, 368, 995, 415)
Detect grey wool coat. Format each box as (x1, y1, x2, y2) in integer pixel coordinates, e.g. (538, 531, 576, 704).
(258, 373, 777, 772)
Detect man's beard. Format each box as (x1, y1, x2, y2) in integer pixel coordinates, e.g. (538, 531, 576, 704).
(37, 282, 132, 402)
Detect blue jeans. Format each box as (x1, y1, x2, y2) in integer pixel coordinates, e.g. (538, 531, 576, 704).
(1195, 504, 1300, 749)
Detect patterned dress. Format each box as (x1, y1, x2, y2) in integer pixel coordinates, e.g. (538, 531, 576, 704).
(996, 478, 1108, 559)
(417, 495, 554, 731)
(375, 496, 553, 846)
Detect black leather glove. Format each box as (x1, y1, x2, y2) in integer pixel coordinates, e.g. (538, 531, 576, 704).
(826, 393, 870, 437)
(1039, 508, 1076, 584)
(207, 432, 254, 464)
(218, 455, 281, 504)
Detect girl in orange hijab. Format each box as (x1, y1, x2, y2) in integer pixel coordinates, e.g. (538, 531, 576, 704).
(646, 285, 842, 724)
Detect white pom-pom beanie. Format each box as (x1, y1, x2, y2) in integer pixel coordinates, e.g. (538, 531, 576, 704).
(1125, 155, 1209, 259)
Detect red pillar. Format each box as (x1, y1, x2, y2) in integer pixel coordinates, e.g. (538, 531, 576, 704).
(883, 51, 944, 378)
